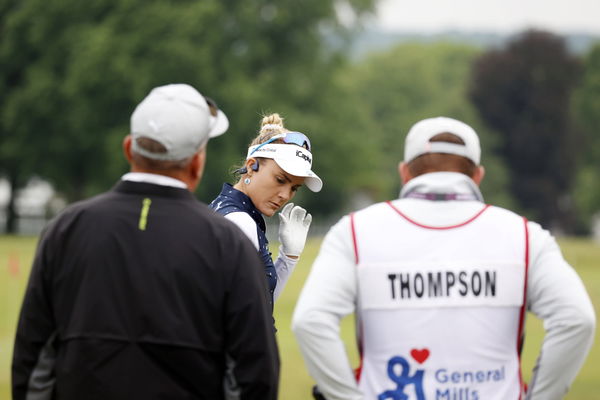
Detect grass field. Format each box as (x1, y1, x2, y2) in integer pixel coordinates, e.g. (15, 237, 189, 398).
(1, 235, 599, 399)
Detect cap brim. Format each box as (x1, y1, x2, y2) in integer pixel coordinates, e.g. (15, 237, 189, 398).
(303, 175, 323, 192)
(274, 158, 323, 192)
(209, 109, 229, 138)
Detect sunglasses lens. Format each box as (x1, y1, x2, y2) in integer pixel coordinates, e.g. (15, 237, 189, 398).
(285, 132, 311, 151)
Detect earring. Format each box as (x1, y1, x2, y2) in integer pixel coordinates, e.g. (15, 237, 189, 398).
(244, 177, 251, 185)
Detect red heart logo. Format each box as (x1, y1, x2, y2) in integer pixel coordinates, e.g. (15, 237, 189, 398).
(410, 348, 430, 364)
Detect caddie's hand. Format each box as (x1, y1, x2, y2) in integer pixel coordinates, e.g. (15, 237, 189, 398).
(278, 203, 312, 258)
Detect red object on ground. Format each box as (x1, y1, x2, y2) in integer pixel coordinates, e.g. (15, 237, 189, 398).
(8, 252, 20, 277)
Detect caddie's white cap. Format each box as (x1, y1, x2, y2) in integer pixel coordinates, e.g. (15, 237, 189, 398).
(130, 83, 229, 161)
(404, 116, 481, 164)
(247, 143, 323, 192)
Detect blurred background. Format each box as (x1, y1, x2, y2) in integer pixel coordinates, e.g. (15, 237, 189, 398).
(1, 0, 599, 237)
(1, 0, 600, 398)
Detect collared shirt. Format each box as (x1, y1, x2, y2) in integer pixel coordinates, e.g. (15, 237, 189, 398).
(400, 171, 483, 202)
(121, 172, 187, 189)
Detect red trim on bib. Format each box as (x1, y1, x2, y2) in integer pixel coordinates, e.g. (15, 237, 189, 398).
(350, 213, 363, 380)
(350, 213, 359, 264)
(386, 201, 491, 230)
(354, 316, 364, 382)
(517, 217, 530, 399)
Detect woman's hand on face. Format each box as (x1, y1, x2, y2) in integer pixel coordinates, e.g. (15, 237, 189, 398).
(278, 203, 312, 258)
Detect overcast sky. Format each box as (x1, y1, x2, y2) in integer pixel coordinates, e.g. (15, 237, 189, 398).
(369, 0, 600, 35)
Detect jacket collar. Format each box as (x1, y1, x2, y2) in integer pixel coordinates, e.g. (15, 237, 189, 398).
(400, 172, 484, 202)
(217, 183, 266, 232)
(121, 172, 187, 189)
(114, 180, 194, 200)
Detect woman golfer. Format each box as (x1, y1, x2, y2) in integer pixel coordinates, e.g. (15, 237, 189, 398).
(210, 113, 322, 307)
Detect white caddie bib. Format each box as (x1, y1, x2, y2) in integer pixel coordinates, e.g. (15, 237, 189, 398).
(351, 201, 528, 400)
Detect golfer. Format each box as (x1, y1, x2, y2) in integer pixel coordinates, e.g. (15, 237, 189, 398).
(210, 113, 322, 306)
(12, 84, 279, 400)
(293, 116, 595, 400)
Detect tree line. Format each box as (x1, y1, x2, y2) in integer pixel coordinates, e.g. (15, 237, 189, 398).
(1, 0, 599, 234)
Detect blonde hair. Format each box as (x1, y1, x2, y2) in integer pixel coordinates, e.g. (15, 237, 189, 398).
(230, 113, 293, 176)
(249, 113, 290, 146)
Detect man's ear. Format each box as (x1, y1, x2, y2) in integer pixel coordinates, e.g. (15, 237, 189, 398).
(190, 147, 207, 186)
(472, 165, 485, 186)
(123, 135, 133, 163)
(399, 162, 413, 185)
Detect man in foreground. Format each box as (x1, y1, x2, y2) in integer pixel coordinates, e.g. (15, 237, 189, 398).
(13, 83, 279, 400)
(293, 116, 595, 400)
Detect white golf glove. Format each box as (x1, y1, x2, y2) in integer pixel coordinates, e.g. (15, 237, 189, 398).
(278, 203, 312, 258)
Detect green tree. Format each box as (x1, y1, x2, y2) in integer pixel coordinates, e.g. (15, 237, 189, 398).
(573, 43, 600, 233)
(338, 42, 513, 207)
(0, 0, 377, 232)
(469, 30, 582, 232)
(260, 70, 383, 218)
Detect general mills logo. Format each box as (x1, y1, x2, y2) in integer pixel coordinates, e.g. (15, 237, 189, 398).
(378, 348, 429, 400)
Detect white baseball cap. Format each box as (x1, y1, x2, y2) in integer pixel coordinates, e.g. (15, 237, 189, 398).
(404, 116, 481, 164)
(130, 83, 229, 161)
(246, 143, 323, 192)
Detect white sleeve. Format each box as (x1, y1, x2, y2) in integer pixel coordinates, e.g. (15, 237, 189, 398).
(525, 221, 596, 399)
(225, 212, 298, 301)
(273, 248, 299, 301)
(224, 212, 259, 250)
(292, 216, 363, 400)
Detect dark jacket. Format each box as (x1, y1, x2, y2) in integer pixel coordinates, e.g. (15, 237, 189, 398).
(12, 180, 279, 400)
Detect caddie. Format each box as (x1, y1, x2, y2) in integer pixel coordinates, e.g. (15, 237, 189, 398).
(292, 116, 595, 400)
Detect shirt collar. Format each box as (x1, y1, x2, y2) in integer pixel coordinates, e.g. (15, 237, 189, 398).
(400, 171, 484, 202)
(121, 172, 188, 189)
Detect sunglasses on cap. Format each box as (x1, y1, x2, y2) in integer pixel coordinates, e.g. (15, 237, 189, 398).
(203, 96, 219, 117)
(249, 132, 312, 156)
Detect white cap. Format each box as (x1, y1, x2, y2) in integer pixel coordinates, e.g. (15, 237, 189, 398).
(404, 116, 481, 164)
(247, 144, 323, 192)
(130, 83, 229, 161)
